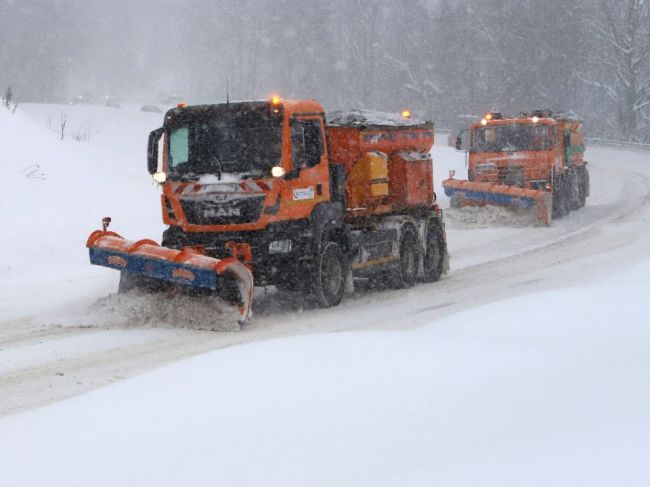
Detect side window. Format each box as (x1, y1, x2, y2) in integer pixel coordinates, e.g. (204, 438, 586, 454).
(169, 127, 189, 167)
(291, 118, 323, 169)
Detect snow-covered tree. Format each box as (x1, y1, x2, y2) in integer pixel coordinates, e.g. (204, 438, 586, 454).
(582, 0, 650, 140)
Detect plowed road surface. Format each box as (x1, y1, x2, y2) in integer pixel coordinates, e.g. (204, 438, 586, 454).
(2, 145, 649, 415)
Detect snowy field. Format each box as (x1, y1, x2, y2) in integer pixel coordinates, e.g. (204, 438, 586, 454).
(1, 103, 650, 486)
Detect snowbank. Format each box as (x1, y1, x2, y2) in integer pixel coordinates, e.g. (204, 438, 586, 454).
(0, 105, 164, 320)
(1, 260, 649, 486)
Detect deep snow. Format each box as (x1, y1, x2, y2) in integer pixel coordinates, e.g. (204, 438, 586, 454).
(1, 259, 649, 486)
(0, 104, 165, 319)
(1, 103, 650, 486)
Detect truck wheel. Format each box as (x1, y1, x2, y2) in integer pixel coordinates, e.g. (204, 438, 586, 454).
(390, 229, 419, 289)
(552, 176, 570, 219)
(312, 242, 346, 308)
(577, 166, 589, 207)
(568, 167, 581, 211)
(421, 223, 444, 282)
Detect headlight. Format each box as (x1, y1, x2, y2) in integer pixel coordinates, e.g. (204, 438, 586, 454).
(271, 166, 286, 178)
(153, 172, 167, 183)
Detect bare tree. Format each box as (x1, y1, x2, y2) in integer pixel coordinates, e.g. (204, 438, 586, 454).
(60, 112, 67, 140)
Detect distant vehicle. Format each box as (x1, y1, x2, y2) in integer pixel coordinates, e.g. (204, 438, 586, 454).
(140, 105, 163, 113)
(105, 100, 121, 109)
(447, 115, 478, 151)
(442, 110, 589, 225)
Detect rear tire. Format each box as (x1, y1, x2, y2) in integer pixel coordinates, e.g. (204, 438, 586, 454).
(577, 166, 589, 208)
(311, 242, 346, 308)
(421, 222, 445, 283)
(389, 229, 419, 289)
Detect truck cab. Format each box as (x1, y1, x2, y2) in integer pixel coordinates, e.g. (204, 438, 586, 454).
(146, 98, 447, 305)
(468, 114, 563, 190)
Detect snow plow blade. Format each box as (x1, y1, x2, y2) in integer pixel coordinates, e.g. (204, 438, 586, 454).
(86, 229, 253, 325)
(442, 178, 553, 226)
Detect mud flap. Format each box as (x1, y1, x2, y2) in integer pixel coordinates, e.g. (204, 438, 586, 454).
(87, 230, 254, 325)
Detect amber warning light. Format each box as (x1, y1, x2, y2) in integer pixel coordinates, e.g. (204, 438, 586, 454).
(401, 109, 412, 119)
(270, 94, 282, 115)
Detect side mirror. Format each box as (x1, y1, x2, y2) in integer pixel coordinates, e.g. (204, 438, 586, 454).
(147, 128, 163, 174)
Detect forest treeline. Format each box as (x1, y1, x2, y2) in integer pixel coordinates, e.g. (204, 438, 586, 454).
(1, 0, 648, 141)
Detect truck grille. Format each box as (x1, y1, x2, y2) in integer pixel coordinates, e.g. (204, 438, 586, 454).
(180, 196, 265, 225)
(497, 165, 524, 186)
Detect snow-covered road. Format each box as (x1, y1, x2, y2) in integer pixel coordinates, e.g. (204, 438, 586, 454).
(1, 104, 648, 416)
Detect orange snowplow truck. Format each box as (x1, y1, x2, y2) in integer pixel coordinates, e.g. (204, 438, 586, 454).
(87, 98, 448, 325)
(442, 110, 589, 225)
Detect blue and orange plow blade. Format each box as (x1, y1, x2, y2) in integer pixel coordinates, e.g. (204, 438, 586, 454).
(87, 230, 254, 324)
(442, 178, 553, 226)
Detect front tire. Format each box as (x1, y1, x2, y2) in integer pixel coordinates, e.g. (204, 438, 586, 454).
(311, 242, 346, 308)
(552, 174, 570, 219)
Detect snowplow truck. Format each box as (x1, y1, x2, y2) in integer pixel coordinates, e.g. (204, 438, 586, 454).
(442, 110, 589, 225)
(87, 99, 448, 325)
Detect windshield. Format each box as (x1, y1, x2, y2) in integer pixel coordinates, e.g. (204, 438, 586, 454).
(472, 124, 550, 153)
(167, 111, 282, 179)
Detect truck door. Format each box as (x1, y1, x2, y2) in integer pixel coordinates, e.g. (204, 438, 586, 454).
(285, 116, 330, 216)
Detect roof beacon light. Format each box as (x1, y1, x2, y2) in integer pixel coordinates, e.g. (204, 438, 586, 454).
(485, 113, 493, 121)
(177, 102, 188, 109)
(401, 109, 412, 119)
(270, 94, 282, 115)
